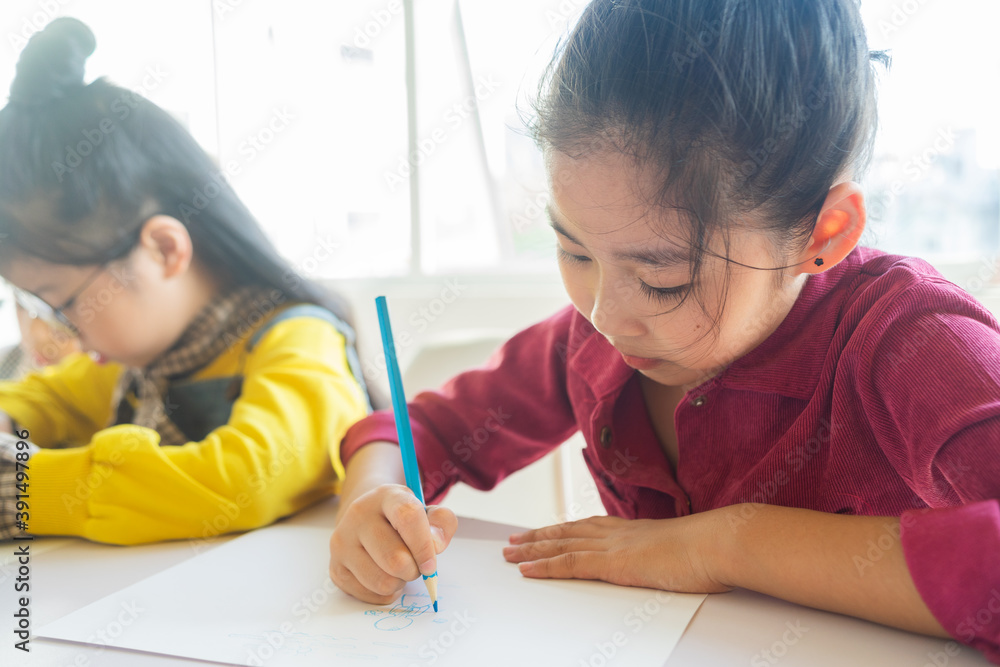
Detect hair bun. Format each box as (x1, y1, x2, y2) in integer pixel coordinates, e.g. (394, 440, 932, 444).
(9, 17, 96, 106)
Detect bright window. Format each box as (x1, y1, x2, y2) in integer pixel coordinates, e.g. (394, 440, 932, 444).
(859, 0, 1000, 272)
(0, 0, 997, 284)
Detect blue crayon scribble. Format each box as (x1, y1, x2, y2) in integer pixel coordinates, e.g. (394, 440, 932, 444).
(364, 593, 440, 631)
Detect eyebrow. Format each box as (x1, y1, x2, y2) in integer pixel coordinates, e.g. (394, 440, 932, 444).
(546, 206, 690, 267)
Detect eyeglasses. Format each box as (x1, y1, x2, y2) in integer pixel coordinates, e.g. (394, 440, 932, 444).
(12, 265, 107, 336)
(7, 220, 146, 336)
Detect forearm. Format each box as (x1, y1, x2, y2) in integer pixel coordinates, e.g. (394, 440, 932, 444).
(335, 442, 406, 521)
(714, 504, 947, 637)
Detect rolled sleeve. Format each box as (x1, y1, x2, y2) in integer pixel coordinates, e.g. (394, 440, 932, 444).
(901, 501, 1000, 663)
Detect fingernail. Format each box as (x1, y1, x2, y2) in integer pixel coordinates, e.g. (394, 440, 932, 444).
(509, 533, 523, 544)
(518, 561, 534, 575)
(502, 546, 516, 557)
(419, 559, 436, 574)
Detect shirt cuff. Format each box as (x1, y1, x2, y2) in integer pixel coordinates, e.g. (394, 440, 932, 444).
(339, 410, 401, 466)
(338, 410, 455, 503)
(901, 501, 1000, 664)
(0, 431, 40, 540)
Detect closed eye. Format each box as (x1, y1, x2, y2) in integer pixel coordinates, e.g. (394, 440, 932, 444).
(638, 280, 689, 303)
(557, 246, 591, 264)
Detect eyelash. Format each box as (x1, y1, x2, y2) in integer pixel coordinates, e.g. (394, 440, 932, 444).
(557, 247, 590, 265)
(557, 248, 689, 303)
(638, 281, 689, 303)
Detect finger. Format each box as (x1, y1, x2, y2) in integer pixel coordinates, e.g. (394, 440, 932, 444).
(359, 516, 421, 586)
(383, 493, 438, 576)
(329, 555, 400, 605)
(518, 550, 607, 581)
(509, 516, 624, 544)
(426, 505, 458, 552)
(502, 538, 604, 563)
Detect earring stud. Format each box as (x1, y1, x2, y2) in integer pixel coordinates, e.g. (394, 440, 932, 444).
(814, 258, 824, 267)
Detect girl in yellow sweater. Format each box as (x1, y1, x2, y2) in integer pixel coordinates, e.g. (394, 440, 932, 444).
(0, 18, 371, 544)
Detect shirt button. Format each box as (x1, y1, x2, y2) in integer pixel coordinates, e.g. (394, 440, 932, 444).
(692, 395, 706, 407)
(599, 426, 612, 449)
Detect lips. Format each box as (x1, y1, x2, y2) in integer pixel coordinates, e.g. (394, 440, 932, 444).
(618, 351, 662, 370)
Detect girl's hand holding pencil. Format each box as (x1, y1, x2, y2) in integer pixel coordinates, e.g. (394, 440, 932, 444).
(331, 296, 458, 607)
(330, 465, 456, 605)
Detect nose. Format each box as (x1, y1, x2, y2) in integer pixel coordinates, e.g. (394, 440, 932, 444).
(590, 274, 645, 338)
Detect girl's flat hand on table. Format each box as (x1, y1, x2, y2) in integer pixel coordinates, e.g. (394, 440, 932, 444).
(502, 513, 731, 594)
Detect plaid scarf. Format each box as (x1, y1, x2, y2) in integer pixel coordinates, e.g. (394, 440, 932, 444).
(108, 286, 278, 447)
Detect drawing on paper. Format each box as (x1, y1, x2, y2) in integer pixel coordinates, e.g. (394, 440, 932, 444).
(364, 593, 447, 631)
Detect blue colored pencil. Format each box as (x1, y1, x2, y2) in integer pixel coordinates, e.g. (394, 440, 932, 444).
(375, 296, 439, 612)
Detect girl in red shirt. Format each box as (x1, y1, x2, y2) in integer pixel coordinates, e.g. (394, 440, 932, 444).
(329, 1, 1000, 660)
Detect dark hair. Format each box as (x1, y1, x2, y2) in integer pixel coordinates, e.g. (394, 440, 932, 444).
(533, 0, 888, 293)
(0, 17, 351, 323)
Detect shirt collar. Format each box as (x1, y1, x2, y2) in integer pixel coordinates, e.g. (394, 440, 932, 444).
(716, 248, 869, 400)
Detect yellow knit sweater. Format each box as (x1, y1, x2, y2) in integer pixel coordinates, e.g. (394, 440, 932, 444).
(0, 312, 368, 544)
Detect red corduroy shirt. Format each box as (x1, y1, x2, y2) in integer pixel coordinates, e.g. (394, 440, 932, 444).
(342, 247, 1000, 662)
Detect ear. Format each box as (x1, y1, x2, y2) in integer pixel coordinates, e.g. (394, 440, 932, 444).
(136, 215, 194, 279)
(792, 182, 866, 275)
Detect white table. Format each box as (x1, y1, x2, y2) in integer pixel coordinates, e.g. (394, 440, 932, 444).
(1, 497, 993, 667)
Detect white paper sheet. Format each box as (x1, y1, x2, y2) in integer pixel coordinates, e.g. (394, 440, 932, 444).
(38, 524, 705, 666)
